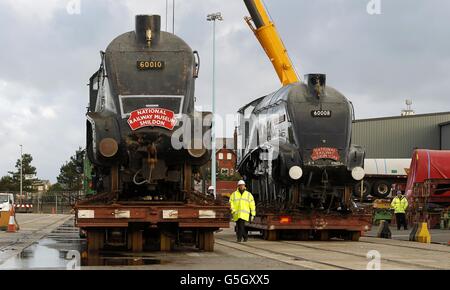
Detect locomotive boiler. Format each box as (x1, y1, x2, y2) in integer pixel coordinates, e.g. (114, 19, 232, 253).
(237, 0, 366, 213)
(86, 15, 211, 201)
(237, 74, 366, 211)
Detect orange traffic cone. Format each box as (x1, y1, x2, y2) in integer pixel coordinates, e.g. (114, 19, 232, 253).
(7, 206, 17, 233)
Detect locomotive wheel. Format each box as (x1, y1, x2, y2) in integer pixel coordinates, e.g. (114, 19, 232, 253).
(372, 180, 391, 198)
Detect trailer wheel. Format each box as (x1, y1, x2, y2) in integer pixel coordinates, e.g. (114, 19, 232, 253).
(160, 232, 172, 252)
(130, 229, 143, 252)
(342, 231, 360, 241)
(372, 180, 391, 198)
(87, 229, 104, 252)
(297, 230, 310, 241)
(350, 231, 361, 241)
(318, 230, 329, 241)
(353, 181, 371, 199)
(198, 230, 215, 252)
(203, 231, 215, 252)
(263, 230, 278, 241)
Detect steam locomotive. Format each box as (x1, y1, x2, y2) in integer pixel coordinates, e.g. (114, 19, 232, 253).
(86, 15, 211, 201)
(237, 74, 366, 211)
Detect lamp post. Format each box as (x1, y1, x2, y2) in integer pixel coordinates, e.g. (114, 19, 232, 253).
(207, 12, 223, 197)
(165, 0, 168, 31)
(20, 144, 23, 196)
(173, 0, 175, 34)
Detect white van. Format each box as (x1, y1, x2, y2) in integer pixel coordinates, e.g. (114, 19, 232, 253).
(0, 193, 14, 212)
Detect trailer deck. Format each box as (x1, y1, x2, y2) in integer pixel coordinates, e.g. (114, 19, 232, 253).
(75, 199, 231, 252)
(246, 211, 372, 241)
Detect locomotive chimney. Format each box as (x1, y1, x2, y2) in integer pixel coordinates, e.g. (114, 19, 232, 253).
(135, 15, 161, 46)
(305, 74, 326, 99)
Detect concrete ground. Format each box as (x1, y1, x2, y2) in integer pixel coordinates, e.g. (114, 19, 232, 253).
(0, 214, 449, 270)
(78, 226, 450, 270)
(366, 225, 450, 245)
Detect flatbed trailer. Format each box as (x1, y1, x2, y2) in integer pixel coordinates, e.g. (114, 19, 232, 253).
(75, 200, 230, 252)
(246, 211, 372, 241)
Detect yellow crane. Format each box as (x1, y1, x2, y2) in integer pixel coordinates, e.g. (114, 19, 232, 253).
(244, 0, 300, 86)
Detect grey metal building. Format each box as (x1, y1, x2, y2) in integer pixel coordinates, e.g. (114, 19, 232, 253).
(351, 112, 450, 158)
(440, 122, 450, 150)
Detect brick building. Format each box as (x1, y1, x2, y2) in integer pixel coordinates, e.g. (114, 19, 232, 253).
(216, 137, 237, 177)
(206, 136, 241, 197)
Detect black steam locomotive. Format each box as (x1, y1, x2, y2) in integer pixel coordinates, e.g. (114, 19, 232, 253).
(86, 15, 210, 200)
(237, 74, 366, 211)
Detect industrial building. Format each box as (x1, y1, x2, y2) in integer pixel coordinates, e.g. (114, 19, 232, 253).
(440, 121, 450, 150)
(352, 111, 450, 158)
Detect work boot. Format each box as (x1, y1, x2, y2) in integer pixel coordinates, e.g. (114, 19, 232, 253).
(243, 238, 248, 242)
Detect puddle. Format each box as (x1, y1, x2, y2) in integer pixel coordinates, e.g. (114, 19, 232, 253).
(0, 218, 169, 269)
(83, 254, 161, 266)
(0, 237, 163, 269)
(0, 238, 81, 269)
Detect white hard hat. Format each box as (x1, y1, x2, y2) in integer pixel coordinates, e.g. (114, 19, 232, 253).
(208, 186, 214, 191)
(237, 180, 246, 186)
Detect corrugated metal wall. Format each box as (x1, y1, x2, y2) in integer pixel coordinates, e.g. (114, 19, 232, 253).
(351, 112, 450, 158)
(441, 124, 450, 150)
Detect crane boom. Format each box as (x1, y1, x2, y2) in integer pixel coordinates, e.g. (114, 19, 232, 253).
(243, 0, 300, 86)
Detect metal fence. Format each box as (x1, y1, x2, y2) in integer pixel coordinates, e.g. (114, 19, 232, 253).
(3, 191, 85, 214)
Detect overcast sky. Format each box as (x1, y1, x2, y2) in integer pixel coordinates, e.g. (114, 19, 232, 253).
(0, 0, 449, 182)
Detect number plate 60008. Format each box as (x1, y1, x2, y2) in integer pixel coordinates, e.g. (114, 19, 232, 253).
(311, 110, 332, 117)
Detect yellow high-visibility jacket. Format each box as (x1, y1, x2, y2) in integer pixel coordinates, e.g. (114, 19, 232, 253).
(391, 196, 408, 214)
(229, 189, 256, 222)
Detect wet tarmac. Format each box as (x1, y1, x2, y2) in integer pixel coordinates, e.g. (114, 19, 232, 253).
(0, 219, 163, 269)
(1, 216, 447, 270)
